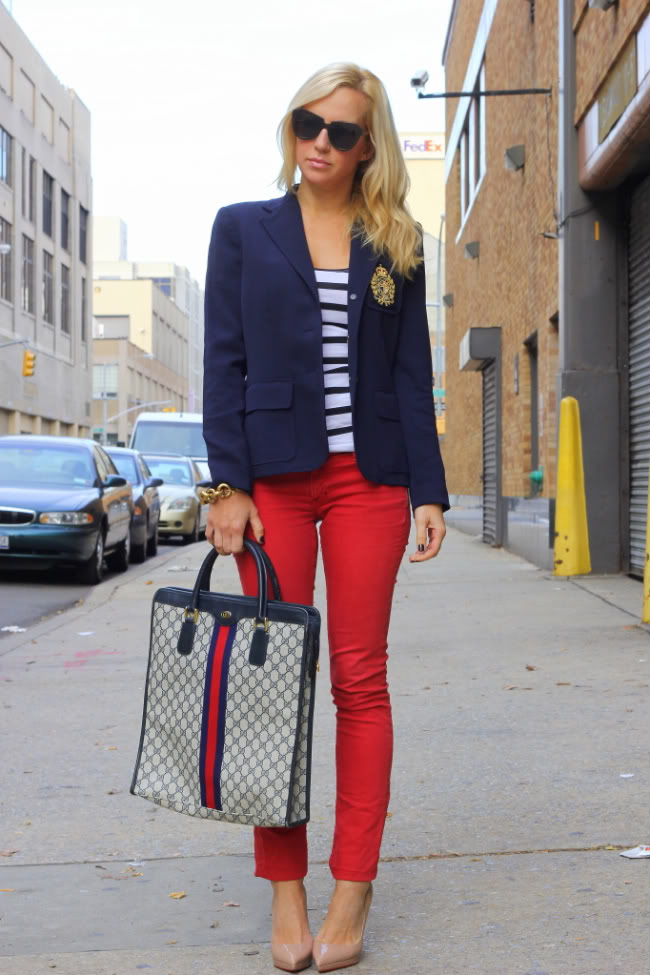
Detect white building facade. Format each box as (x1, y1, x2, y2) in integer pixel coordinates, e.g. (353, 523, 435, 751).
(0, 3, 93, 436)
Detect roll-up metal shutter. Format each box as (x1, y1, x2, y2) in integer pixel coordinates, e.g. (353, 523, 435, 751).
(482, 359, 500, 545)
(627, 175, 650, 576)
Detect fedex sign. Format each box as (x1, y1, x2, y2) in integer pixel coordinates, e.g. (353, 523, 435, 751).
(400, 133, 445, 160)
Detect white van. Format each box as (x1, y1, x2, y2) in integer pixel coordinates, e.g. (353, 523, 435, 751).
(130, 412, 210, 479)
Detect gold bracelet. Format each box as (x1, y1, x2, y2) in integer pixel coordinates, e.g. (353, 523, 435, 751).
(199, 482, 240, 504)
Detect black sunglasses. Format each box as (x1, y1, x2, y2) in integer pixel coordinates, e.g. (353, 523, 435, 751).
(291, 107, 366, 152)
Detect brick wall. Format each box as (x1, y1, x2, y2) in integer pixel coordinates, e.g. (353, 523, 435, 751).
(574, 0, 650, 125)
(443, 0, 559, 500)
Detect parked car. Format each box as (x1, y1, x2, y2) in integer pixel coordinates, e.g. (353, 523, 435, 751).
(0, 435, 133, 584)
(105, 447, 163, 563)
(141, 453, 208, 544)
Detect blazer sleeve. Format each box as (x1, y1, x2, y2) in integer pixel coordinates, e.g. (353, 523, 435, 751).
(202, 206, 252, 492)
(393, 259, 450, 513)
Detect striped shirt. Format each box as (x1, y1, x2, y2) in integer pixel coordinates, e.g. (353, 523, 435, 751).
(315, 267, 354, 453)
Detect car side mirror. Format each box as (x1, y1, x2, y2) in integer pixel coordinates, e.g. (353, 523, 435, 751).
(147, 477, 164, 488)
(103, 474, 127, 488)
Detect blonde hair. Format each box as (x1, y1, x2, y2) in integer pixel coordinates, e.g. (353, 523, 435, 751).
(277, 63, 423, 279)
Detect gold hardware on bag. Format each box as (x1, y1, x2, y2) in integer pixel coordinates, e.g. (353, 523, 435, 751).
(183, 608, 199, 623)
(220, 610, 232, 621)
(370, 265, 396, 307)
(255, 617, 270, 633)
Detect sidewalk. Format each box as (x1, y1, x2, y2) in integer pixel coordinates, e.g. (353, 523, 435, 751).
(0, 527, 648, 975)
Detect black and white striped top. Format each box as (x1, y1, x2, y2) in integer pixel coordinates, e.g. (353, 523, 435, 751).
(315, 267, 354, 453)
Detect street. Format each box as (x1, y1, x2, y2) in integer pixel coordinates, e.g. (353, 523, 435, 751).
(0, 538, 190, 635)
(0, 526, 648, 975)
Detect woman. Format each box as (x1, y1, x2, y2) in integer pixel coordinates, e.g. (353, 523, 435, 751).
(202, 62, 448, 973)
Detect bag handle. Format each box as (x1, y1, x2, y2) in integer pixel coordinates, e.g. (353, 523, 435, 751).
(176, 540, 281, 662)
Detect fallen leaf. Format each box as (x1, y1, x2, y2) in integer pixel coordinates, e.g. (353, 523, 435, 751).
(556, 682, 571, 686)
(604, 845, 617, 850)
(385, 811, 393, 819)
(106, 746, 118, 751)
(0, 889, 16, 892)
(525, 665, 538, 671)
(0, 850, 19, 857)
(169, 891, 186, 899)
(166, 939, 177, 944)
(503, 683, 518, 690)
(106, 788, 121, 794)
(145, 580, 153, 585)
(223, 900, 240, 907)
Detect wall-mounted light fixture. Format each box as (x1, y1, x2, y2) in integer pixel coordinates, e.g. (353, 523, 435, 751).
(504, 145, 526, 170)
(464, 241, 480, 259)
(442, 293, 454, 307)
(588, 0, 617, 10)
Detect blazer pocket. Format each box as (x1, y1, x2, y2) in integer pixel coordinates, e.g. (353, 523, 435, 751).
(244, 381, 295, 465)
(375, 391, 409, 472)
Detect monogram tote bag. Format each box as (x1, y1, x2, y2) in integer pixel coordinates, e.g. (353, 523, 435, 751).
(131, 539, 320, 827)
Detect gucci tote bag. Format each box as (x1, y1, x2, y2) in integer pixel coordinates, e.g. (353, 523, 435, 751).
(131, 539, 320, 827)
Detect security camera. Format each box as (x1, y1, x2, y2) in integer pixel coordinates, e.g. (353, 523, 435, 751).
(410, 70, 430, 91)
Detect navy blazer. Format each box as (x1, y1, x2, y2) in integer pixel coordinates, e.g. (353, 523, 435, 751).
(202, 190, 449, 512)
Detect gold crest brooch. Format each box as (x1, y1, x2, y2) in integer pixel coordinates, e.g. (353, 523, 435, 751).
(370, 265, 396, 307)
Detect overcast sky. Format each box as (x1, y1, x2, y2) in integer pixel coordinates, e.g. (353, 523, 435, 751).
(12, 0, 453, 285)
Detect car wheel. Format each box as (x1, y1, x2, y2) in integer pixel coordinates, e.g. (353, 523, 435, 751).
(131, 522, 147, 564)
(107, 528, 131, 573)
(147, 522, 159, 557)
(79, 531, 105, 585)
(182, 513, 200, 545)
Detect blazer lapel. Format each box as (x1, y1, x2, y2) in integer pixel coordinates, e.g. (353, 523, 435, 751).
(259, 192, 319, 303)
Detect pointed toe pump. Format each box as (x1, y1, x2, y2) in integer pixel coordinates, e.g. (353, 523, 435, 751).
(312, 883, 373, 973)
(271, 932, 314, 972)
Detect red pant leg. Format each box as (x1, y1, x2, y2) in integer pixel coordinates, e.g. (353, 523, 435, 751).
(317, 455, 411, 881)
(233, 472, 318, 881)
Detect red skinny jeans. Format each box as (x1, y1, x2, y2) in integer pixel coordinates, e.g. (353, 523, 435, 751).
(234, 452, 411, 882)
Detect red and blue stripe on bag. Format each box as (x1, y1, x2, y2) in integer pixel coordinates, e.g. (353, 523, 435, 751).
(199, 622, 236, 809)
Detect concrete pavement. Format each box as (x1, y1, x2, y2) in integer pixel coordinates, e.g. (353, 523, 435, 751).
(0, 527, 648, 975)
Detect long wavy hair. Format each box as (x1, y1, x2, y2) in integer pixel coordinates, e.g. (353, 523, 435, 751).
(276, 63, 423, 279)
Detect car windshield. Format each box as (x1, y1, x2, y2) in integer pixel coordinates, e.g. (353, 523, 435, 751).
(132, 421, 206, 458)
(0, 444, 96, 487)
(144, 457, 192, 486)
(107, 453, 139, 484)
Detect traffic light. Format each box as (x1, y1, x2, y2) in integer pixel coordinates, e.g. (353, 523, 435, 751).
(22, 349, 36, 377)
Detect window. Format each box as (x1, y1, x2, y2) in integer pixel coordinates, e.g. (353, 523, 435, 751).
(459, 61, 486, 221)
(61, 189, 70, 251)
(28, 156, 36, 221)
(21, 147, 26, 216)
(80, 276, 87, 342)
(21, 235, 34, 313)
(93, 363, 119, 398)
(0, 217, 11, 303)
(43, 171, 54, 237)
(61, 264, 70, 334)
(42, 250, 54, 323)
(0, 126, 11, 186)
(152, 276, 173, 298)
(79, 205, 88, 263)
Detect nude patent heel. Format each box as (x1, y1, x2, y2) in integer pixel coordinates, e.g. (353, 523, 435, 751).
(271, 932, 313, 972)
(312, 882, 373, 973)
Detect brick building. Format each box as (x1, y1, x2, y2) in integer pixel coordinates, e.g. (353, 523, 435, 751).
(442, 0, 650, 574)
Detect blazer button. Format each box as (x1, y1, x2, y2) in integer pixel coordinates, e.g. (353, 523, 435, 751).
(349, 293, 357, 300)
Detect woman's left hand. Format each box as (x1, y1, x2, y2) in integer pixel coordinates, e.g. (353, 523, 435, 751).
(409, 503, 446, 562)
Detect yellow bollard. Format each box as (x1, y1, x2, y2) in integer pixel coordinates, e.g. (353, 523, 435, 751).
(553, 396, 591, 576)
(643, 465, 649, 624)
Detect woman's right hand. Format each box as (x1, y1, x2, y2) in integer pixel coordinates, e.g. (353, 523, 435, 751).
(205, 491, 264, 555)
